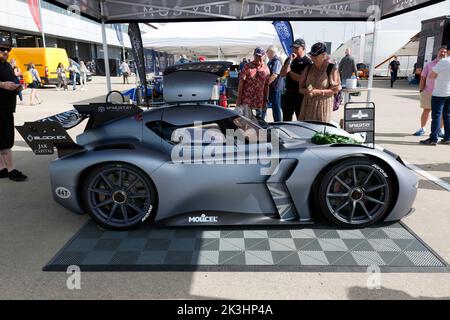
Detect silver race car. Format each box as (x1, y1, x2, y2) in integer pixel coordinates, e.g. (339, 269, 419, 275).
(17, 62, 419, 230)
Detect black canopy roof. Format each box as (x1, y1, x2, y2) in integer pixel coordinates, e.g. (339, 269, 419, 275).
(47, 0, 445, 23)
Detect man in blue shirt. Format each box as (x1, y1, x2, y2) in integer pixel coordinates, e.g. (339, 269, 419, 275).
(266, 46, 283, 122)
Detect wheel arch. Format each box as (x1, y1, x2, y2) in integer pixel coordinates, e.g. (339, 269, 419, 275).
(76, 161, 159, 223)
(309, 153, 399, 222)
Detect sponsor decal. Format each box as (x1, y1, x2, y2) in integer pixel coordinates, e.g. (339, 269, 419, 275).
(56, 187, 71, 199)
(27, 135, 68, 141)
(141, 205, 153, 222)
(188, 213, 218, 224)
(348, 122, 371, 129)
(372, 164, 388, 178)
(351, 110, 369, 120)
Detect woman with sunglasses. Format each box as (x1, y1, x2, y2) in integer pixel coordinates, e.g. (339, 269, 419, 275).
(298, 42, 341, 123)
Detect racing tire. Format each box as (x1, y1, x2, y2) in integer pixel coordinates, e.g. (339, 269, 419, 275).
(316, 157, 394, 228)
(82, 163, 157, 230)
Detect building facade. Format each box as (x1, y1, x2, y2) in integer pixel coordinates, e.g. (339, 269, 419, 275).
(0, 0, 132, 75)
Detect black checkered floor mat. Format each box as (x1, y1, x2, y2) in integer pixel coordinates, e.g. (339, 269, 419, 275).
(44, 221, 449, 272)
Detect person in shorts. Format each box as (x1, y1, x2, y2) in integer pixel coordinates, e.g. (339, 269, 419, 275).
(414, 46, 447, 136)
(420, 44, 450, 145)
(0, 36, 27, 181)
(236, 47, 270, 123)
(27, 63, 43, 105)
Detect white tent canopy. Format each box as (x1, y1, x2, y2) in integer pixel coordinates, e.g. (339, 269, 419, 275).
(142, 21, 288, 59)
(48, 1, 445, 22)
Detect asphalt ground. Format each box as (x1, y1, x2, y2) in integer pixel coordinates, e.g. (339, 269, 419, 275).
(0, 77, 449, 299)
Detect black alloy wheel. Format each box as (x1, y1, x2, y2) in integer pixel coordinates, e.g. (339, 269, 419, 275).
(82, 163, 157, 230)
(316, 158, 394, 228)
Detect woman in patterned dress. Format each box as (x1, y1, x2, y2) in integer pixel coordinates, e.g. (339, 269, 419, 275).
(298, 43, 341, 123)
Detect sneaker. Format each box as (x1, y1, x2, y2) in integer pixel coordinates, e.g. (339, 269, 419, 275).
(8, 169, 27, 182)
(0, 168, 8, 178)
(413, 128, 425, 136)
(438, 128, 445, 138)
(439, 139, 450, 145)
(419, 138, 438, 146)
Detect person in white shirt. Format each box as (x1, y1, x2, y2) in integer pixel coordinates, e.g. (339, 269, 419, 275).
(421, 44, 450, 145)
(68, 61, 80, 91)
(79, 61, 89, 90)
(120, 61, 130, 84)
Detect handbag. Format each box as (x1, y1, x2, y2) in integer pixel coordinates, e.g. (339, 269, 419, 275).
(333, 90, 343, 111)
(326, 63, 343, 111)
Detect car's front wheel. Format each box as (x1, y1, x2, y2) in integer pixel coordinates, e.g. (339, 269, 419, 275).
(82, 163, 157, 230)
(316, 158, 395, 228)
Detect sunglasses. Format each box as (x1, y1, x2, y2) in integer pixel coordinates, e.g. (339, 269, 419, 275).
(0, 47, 11, 53)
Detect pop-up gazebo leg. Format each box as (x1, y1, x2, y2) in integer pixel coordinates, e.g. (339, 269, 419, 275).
(367, 17, 379, 103)
(100, 0, 112, 93)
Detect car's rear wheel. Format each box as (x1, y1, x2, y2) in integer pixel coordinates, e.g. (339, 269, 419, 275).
(316, 158, 394, 228)
(82, 163, 157, 230)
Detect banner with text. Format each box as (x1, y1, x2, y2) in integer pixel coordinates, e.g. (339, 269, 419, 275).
(272, 21, 294, 56)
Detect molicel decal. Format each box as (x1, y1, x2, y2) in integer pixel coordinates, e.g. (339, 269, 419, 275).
(188, 214, 219, 223)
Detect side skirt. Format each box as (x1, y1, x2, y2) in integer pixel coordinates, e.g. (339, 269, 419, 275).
(153, 211, 313, 227)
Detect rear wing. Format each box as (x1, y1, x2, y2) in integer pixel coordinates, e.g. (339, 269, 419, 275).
(16, 103, 142, 157)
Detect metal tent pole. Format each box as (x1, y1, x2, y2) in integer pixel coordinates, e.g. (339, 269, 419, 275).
(367, 18, 379, 102)
(100, 1, 111, 93)
(38, 0, 46, 47)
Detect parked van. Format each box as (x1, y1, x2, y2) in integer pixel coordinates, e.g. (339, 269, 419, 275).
(8, 47, 70, 85)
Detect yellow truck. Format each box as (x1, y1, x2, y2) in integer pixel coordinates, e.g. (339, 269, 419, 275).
(8, 47, 70, 85)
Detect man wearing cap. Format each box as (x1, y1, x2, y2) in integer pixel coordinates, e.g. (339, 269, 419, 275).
(0, 37, 27, 181)
(280, 38, 312, 121)
(236, 47, 270, 122)
(421, 44, 450, 145)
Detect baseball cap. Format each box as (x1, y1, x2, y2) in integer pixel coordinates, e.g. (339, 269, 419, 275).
(291, 38, 306, 48)
(308, 42, 327, 56)
(254, 47, 266, 56)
